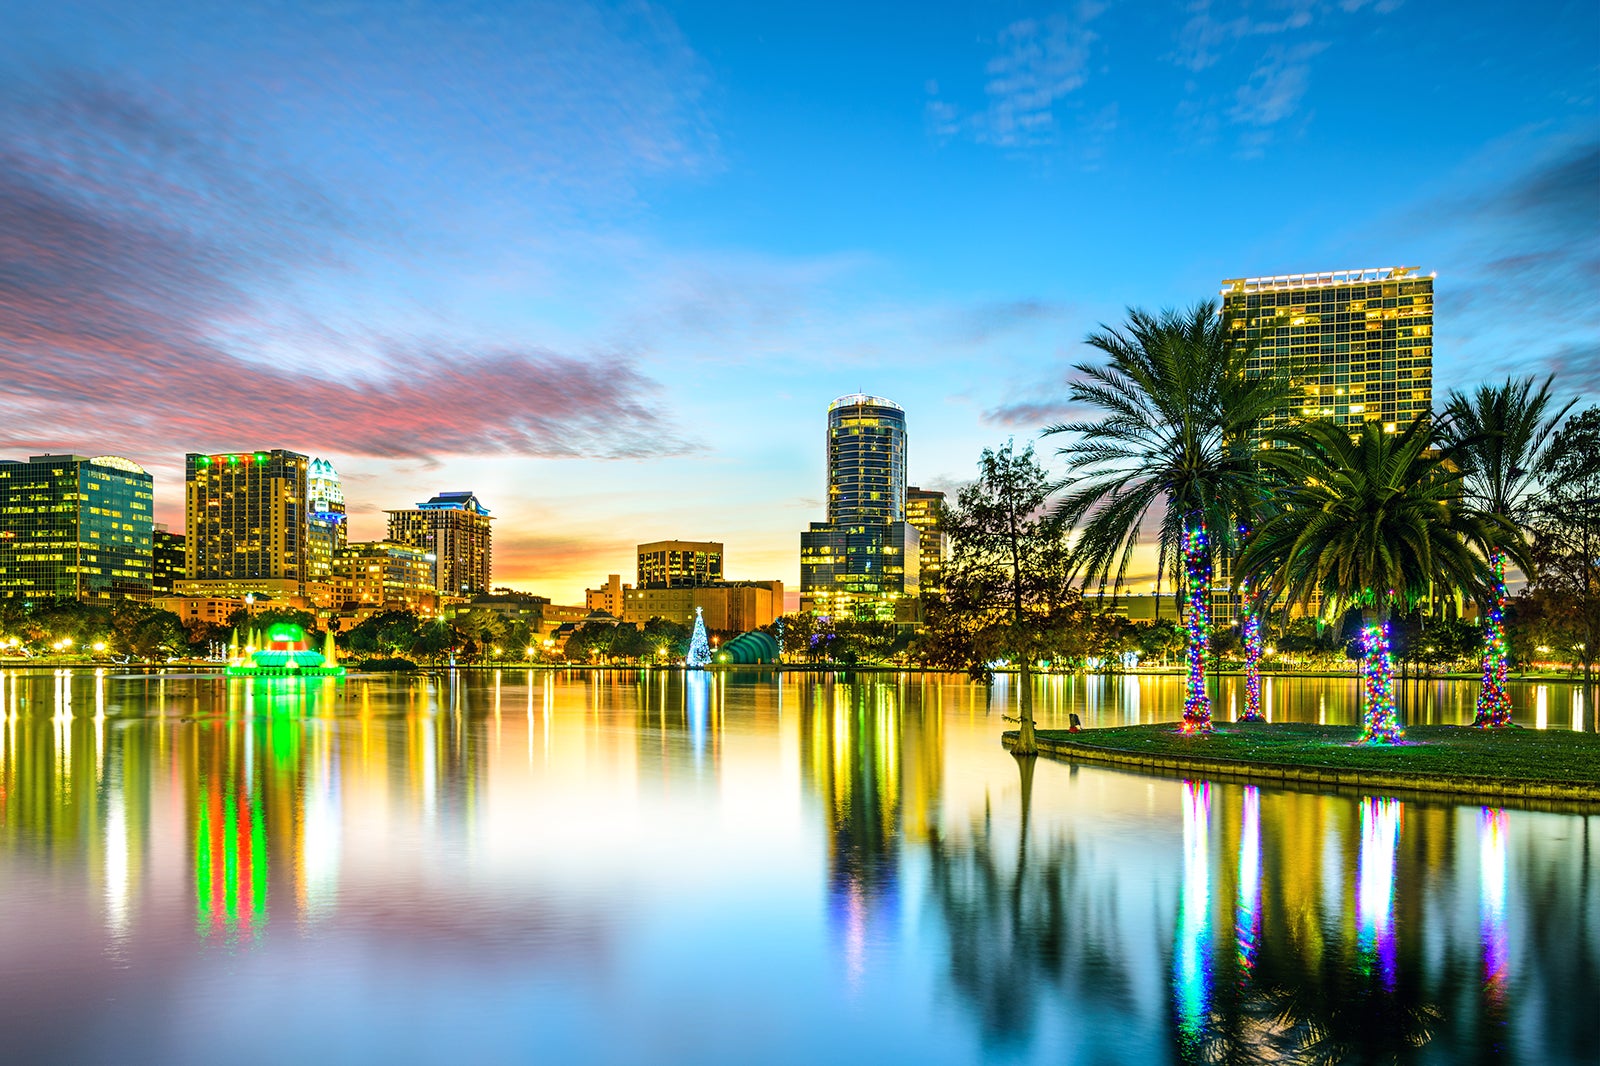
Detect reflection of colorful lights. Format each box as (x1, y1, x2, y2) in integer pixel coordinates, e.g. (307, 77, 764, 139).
(1357, 796, 1401, 987)
(1235, 786, 1261, 983)
(1479, 808, 1509, 1016)
(1176, 780, 1212, 1041)
(195, 770, 268, 943)
(686, 672, 710, 768)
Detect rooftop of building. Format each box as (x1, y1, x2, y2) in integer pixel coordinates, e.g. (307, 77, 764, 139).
(1221, 267, 1432, 294)
(828, 393, 902, 413)
(410, 491, 491, 515)
(2, 454, 149, 475)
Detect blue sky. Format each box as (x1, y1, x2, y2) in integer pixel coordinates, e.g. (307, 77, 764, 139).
(1, 0, 1595, 602)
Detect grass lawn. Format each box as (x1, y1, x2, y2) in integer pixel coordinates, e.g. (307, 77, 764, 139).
(1033, 721, 1600, 787)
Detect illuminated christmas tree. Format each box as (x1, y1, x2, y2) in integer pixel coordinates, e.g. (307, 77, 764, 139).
(686, 606, 712, 668)
(1181, 521, 1214, 733)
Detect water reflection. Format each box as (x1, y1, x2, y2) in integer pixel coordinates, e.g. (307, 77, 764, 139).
(0, 668, 1593, 1065)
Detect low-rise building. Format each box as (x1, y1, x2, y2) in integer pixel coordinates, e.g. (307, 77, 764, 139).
(333, 541, 437, 616)
(156, 595, 245, 628)
(623, 580, 784, 632)
(585, 574, 632, 615)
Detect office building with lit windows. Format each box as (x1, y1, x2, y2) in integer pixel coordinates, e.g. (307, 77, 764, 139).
(800, 394, 920, 620)
(152, 524, 185, 595)
(0, 454, 155, 602)
(183, 449, 310, 603)
(1221, 266, 1434, 434)
(386, 491, 492, 598)
(332, 540, 437, 617)
(637, 540, 724, 588)
(306, 458, 348, 595)
(905, 487, 948, 595)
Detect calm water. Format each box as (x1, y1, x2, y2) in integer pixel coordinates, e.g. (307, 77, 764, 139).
(0, 668, 1595, 1065)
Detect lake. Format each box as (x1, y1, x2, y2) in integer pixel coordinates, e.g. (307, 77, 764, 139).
(0, 668, 1594, 1064)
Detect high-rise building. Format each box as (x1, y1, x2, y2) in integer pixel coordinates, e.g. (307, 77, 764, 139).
(637, 540, 724, 588)
(1221, 266, 1434, 434)
(152, 524, 186, 595)
(0, 454, 154, 602)
(800, 395, 919, 620)
(306, 458, 347, 597)
(386, 491, 492, 598)
(183, 449, 310, 602)
(904, 487, 948, 595)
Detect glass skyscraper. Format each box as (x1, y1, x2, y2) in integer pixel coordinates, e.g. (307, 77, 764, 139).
(0, 454, 155, 602)
(801, 395, 919, 621)
(1221, 266, 1434, 434)
(386, 491, 492, 597)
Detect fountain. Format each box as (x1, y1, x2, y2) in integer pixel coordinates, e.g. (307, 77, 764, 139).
(225, 622, 346, 678)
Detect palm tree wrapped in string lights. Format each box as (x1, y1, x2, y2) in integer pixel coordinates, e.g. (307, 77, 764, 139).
(1238, 417, 1511, 744)
(1440, 376, 1572, 727)
(1046, 302, 1283, 734)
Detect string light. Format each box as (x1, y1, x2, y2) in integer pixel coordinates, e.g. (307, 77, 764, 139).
(1182, 520, 1214, 733)
(1473, 550, 1512, 728)
(1239, 577, 1264, 722)
(1360, 621, 1405, 744)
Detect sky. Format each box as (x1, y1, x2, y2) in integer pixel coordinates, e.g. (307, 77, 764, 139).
(1, 0, 1596, 605)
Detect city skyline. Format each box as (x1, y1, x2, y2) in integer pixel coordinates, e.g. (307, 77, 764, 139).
(1, 0, 1594, 605)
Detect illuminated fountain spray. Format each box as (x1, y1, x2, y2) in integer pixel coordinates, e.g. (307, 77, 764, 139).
(226, 623, 345, 678)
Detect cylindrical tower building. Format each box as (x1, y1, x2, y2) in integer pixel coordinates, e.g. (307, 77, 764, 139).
(826, 394, 906, 525)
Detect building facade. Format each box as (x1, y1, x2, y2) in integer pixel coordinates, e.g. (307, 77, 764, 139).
(386, 491, 492, 598)
(152, 524, 186, 595)
(0, 454, 155, 602)
(904, 487, 948, 595)
(185, 450, 310, 598)
(332, 540, 437, 615)
(623, 580, 784, 632)
(306, 458, 348, 597)
(637, 541, 723, 588)
(800, 395, 919, 620)
(1221, 266, 1434, 435)
(586, 574, 631, 616)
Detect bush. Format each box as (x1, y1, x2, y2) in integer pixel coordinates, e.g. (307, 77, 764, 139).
(359, 656, 418, 672)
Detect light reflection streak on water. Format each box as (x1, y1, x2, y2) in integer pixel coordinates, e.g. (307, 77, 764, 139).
(1357, 796, 1401, 988)
(1479, 808, 1509, 1011)
(1536, 686, 1548, 730)
(687, 672, 710, 768)
(1575, 689, 1585, 732)
(1176, 779, 1212, 1042)
(1235, 785, 1261, 985)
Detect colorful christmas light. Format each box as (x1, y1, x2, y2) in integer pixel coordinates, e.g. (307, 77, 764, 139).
(1181, 521, 1214, 733)
(1359, 621, 1405, 744)
(1473, 550, 1512, 728)
(1239, 580, 1264, 722)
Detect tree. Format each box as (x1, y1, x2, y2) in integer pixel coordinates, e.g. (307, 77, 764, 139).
(347, 609, 424, 658)
(1045, 302, 1284, 733)
(941, 442, 1069, 754)
(1526, 405, 1600, 692)
(1440, 374, 1574, 725)
(1237, 417, 1507, 743)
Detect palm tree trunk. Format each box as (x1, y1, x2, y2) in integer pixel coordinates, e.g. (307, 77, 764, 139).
(1472, 549, 1512, 728)
(1360, 608, 1404, 744)
(1240, 585, 1263, 722)
(1181, 520, 1214, 733)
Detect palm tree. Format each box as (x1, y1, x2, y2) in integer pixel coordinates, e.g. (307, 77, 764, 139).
(1045, 302, 1284, 733)
(1236, 417, 1512, 743)
(1440, 376, 1574, 727)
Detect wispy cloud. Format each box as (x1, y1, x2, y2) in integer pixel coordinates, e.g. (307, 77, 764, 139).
(0, 75, 687, 464)
(926, 3, 1108, 152)
(1172, 0, 1397, 152)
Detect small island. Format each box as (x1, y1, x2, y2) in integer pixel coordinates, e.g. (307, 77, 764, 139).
(1005, 721, 1600, 804)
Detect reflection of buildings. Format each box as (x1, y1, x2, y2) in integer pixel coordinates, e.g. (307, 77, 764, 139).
(796, 677, 944, 976)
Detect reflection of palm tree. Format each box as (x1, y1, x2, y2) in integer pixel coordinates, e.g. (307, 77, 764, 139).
(926, 754, 1137, 1051)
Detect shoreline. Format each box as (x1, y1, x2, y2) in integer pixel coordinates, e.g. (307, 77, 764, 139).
(1004, 723, 1600, 806)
